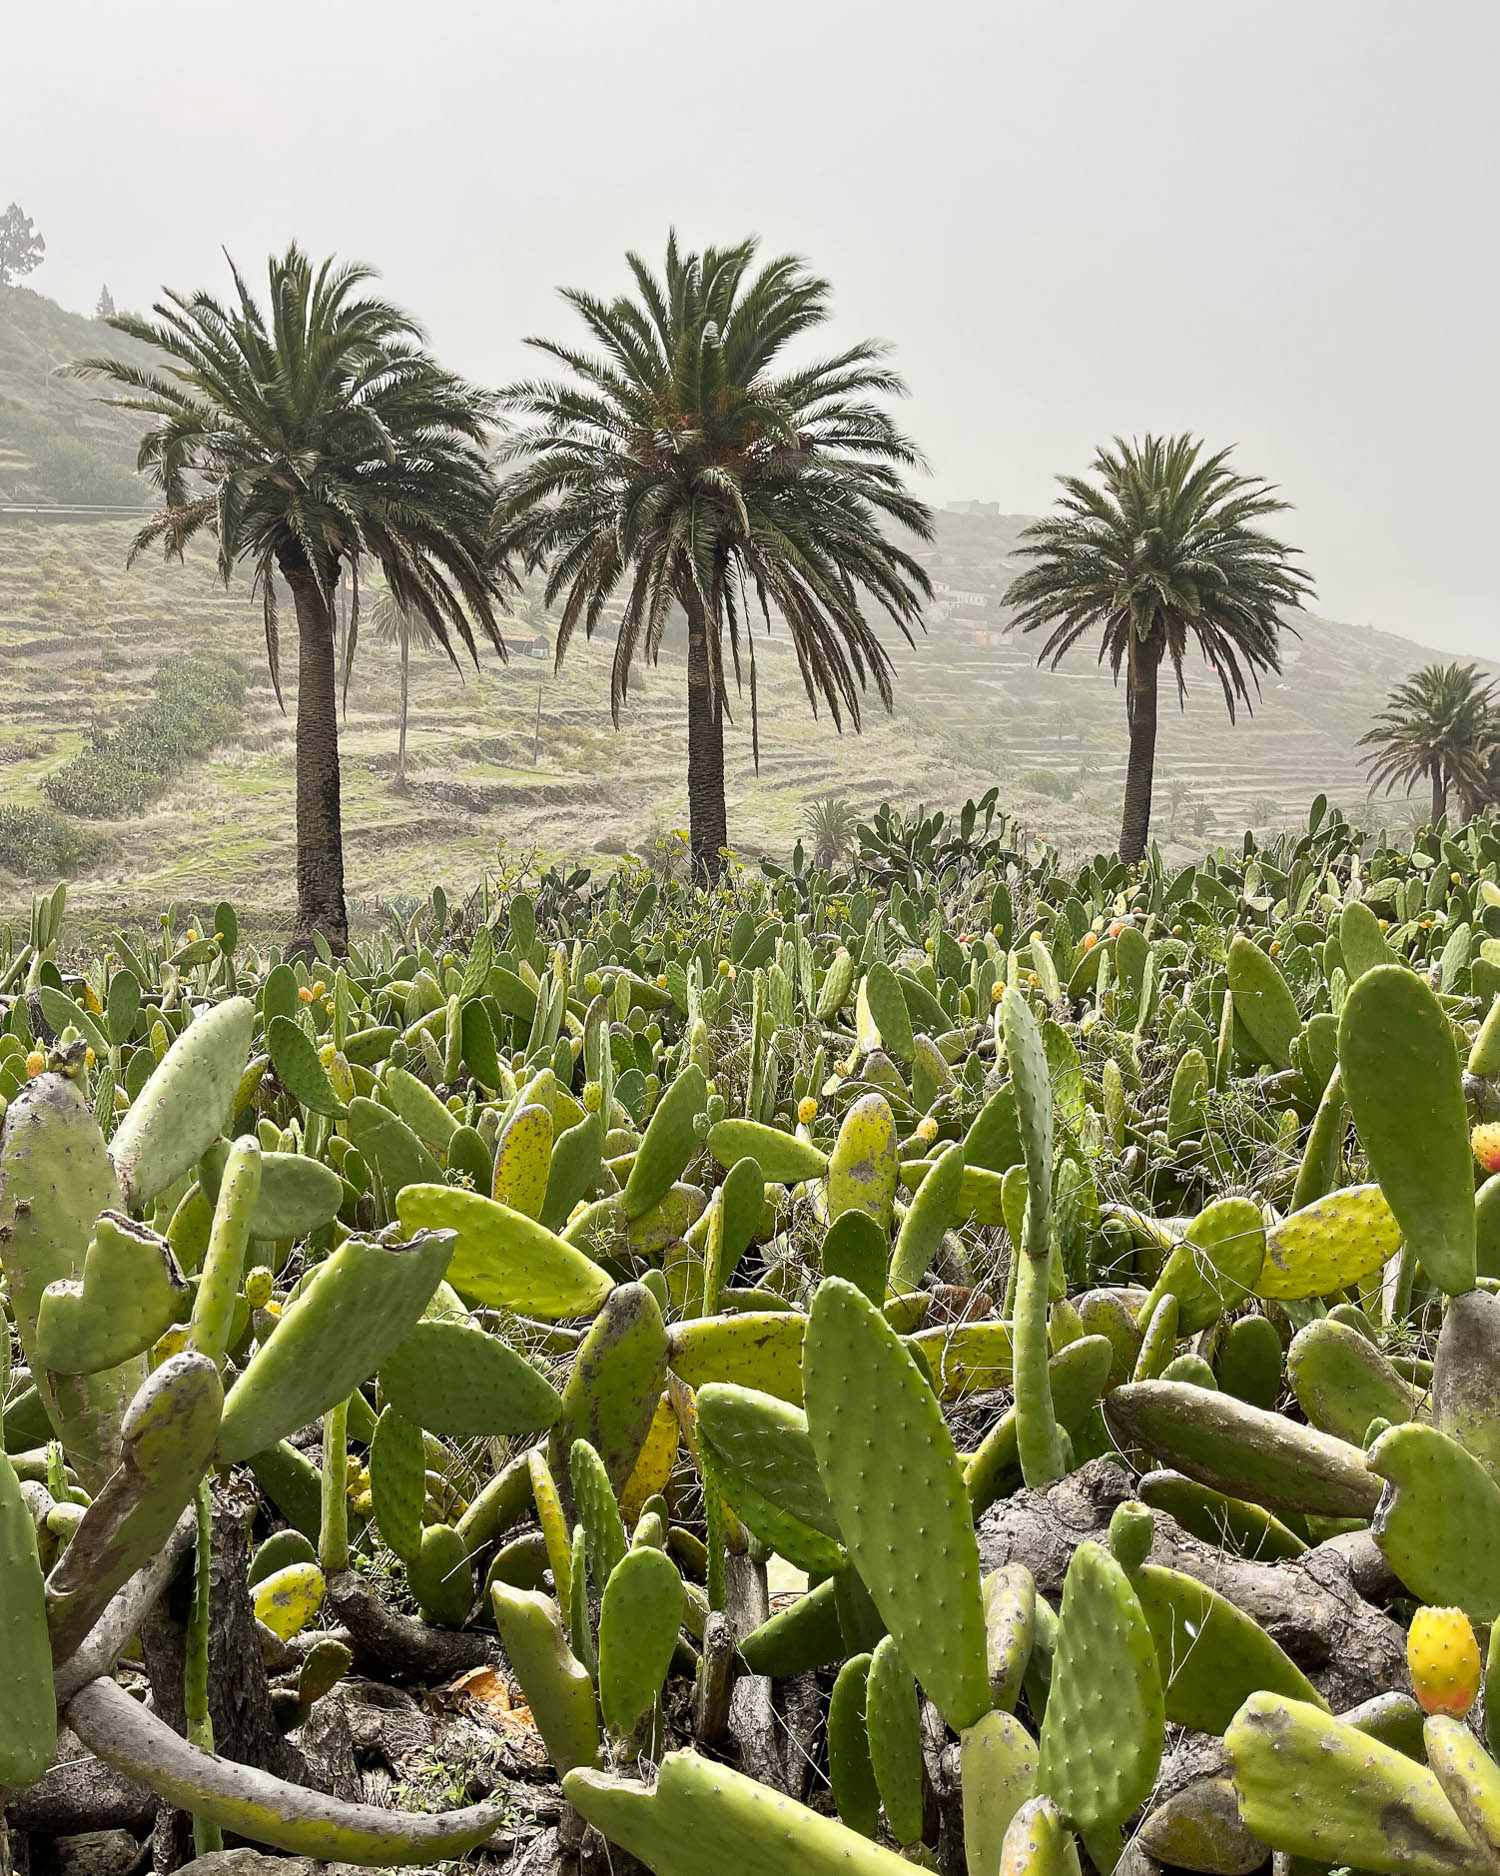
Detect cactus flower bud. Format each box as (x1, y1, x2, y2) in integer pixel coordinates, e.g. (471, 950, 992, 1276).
(24, 1049, 45, 1078)
(243, 1266, 274, 1309)
(1408, 1605, 1481, 1716)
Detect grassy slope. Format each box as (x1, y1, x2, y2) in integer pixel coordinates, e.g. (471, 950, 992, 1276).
(0, 284, 1480, 928)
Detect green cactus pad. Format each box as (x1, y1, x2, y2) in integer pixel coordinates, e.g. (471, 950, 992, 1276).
(1137, 1471, 1306, 1560)
(965, 1337, 1113, 1514)
(1226, 1693, 1486, 1876)
(198, 1141, 343, 1241)
(983, 1564, 1037, 1711)
(1103, 1381, 1380, 1516)
(397, 1182, 613, 1320)
(738, 1574, 847, 1676)
(597, 1544, 685, 1735)
(909, 1320, 1016, 1401)
(1426, 1713, 1500, 1869)
(408, 1523, 473, 1627)
(35, 1211, 189, 1374)
(668, 1311, 806, 1405)
(563, 1749, 915, 1876)
(1340, 900, 1399, 981)
(266, 1015, 348, 1118)
(346, 1096, 443, 1200)
(1433, 1289, 1500, 1484)
(109, 996, 255, 1208)
(381, 1065, 457, 1149)
(821, 1208, 889, 1303)
(571, 1438, 629, 1592)
(1037, 1540, 1163, 1834)
(998, 1797, 1083, 1876)
(962, 1711, 1039, 1876)
(1339, 964, 1476, 1295)
(1215, 1315, 1284, 1409)
(1131, 1562, 1327, 1732)
(694, 1383, 838, 1536)
(1227, 935, 1300, 1070)
(368, 1406, 426, 1562)
(622, 1064, 707, 1219)
(1288, 1318, 1418, 1444)
(804, 1277, 990, 1730)
(379, 1319, 561, 1439)
(699, 1433, 844, 1576)
(707, 1118, 827, 1184)
(1258, 1183, 1403, 1300)
(890, 1141, 965, 1293)
(0, 1450, 55, 1788)
(489, 1581, 601, 1773)
(828, 1653, 880, 1837)
(217, 1229, 454, 1465)
(866, 1635, 925, 1846)
(827, 1093, 899, 1231)
(1368, 1423, 1500, 1619)
(550, 1282, 669, 1489)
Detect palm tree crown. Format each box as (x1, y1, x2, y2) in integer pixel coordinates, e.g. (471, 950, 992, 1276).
(1004, 434, 1313, 862)
(490, 233, 933, 879)
(1360, 662, 1497, 826)
(71, 244, 512, 946)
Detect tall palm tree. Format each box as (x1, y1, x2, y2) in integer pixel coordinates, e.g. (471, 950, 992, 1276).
(490, 234, 933, 882)
(367, 589, 447, 789)
(1003, 435, 1313, 864)
(1359, 662, 1497, 825)
(71, 245, 511, 952)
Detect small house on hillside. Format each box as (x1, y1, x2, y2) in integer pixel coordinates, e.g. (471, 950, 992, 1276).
(502, 632, 551, 660)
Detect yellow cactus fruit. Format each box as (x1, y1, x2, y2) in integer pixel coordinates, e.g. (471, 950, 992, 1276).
(297, 985, 315, 1003)
(1408, 1605, 1481, 1716)
(153, 1325, 191, 1363)
(185, 928, 199, 943)
(797, 1096, 819, 1125)
(583, 1081, 603, 1113)
(1474, 1124, 1500, 1176)
(915, 1114, 939, 1144)
(243, 1266, 275, 1309)
(24, 1049, 45, 1078)
(253, 1562, 326, 1641)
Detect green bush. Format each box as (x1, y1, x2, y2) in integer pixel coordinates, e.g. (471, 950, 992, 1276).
(0, 804, 109, 880)
(43, 655, 246, 819)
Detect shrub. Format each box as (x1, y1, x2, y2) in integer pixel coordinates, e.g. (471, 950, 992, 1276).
(0, 804, 109, 880)
(43, 655, 245, 819)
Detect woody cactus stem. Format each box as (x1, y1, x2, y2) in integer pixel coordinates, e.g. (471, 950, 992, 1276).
(185, 1478, 222, 1857)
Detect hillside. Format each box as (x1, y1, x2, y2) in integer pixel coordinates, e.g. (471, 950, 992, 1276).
(0, 284, 1476, 931)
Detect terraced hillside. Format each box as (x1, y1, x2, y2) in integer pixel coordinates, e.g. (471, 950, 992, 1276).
(0, 283, 1479, 930)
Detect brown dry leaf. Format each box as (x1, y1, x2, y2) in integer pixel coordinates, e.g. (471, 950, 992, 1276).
(432, 1665, 513, 1718)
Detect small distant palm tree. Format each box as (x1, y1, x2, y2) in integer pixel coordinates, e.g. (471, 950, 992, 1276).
(368, 591, 446, 788)
(800, 793, 861, 871)
(1004, 435, 1313, 864)
(1359, 662, 1498, 826)
(71, 244, 511, 952)
(491, 233, 933, 883)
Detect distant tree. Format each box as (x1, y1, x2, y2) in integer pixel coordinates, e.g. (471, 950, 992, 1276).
(1004, 435, 1313, 864)
(71, 244, 511, 953)
(1359, 662, 1497, 825)
(368, 589, 445, 789)
(95, 284, 115, 319)
(800, 794, 861, 871)
(492, 233, 933, 883)
(0, 204, 45, 287)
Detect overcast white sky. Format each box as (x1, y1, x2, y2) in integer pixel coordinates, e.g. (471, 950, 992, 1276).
(5, 0, 1496, 655)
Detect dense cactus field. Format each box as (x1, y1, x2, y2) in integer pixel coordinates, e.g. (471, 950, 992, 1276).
(7, 794, 1500, 1875)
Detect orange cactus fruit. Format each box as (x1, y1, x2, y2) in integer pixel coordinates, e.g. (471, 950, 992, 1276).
(1408, 1605, 1481, 1716)
(1473, 1123, 1500, 1176)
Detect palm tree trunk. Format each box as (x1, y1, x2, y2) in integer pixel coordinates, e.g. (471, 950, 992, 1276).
(284, 564, 349, 955)
(684, 587, 727, 883)
(1119, 630, 1164, 864)
(396, 626, 409, 790)
(1431, 766, 1447, 826)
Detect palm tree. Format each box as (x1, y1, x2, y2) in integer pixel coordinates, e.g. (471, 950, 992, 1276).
(800, 793, 861, 871)
(490, 234, 933, 883)
(1359, 662, 1497, 825)
(1003, 435, 1313, 864)
(71, 245, 511, 952)
(367, 589, 447, 789)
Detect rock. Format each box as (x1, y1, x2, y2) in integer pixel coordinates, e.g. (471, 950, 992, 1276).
(51, 1832, 141, 1876)
(174, 1854, 366, 1876)
(1137, 1778, 1269, 1875)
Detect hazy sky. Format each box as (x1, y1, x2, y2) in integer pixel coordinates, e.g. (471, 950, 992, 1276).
(6, 0, 1496, 656)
